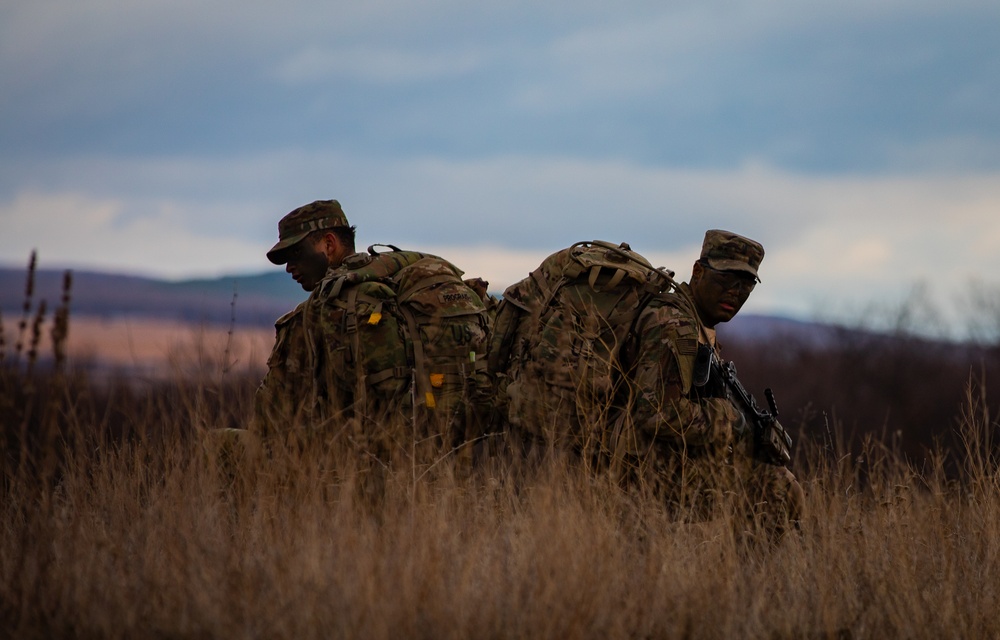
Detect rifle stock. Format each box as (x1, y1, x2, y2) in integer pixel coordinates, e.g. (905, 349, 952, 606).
(712, 359, 792, 466)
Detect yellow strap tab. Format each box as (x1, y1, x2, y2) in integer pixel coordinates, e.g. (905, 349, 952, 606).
(425, 392, 437, 409)
(367, 311, 382, 325)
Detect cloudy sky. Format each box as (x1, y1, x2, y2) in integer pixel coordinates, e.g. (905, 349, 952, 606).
(2, 0, 998, 332)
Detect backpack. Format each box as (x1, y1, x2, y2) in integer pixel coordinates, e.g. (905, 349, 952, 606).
(488, 241, 676, 457)
(307, 246, 494, 459)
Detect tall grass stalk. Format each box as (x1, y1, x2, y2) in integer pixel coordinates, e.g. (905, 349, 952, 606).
(12, 250, 37, 364)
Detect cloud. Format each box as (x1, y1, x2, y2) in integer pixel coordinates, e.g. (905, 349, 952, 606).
(0, 191, 268, 278)
(5, 151, 1000, 330)
(508, 0, 999, 114)
(4, 0, 998, 173)
(2, 0, 1000, 338)
(272, 45, 484, 85)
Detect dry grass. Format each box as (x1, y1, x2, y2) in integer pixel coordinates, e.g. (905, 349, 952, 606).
(3, 359, 1000, 639)
(4, 260, 1000, 639)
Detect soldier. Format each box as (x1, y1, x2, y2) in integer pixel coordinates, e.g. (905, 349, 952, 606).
(253, 200, 344, 437)
(614, 230, 804, 544)
(253, 199, 493, 473)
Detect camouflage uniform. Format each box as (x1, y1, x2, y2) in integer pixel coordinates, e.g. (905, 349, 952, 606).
(254, 201, 491, 470)
(254, 200, 356, 440)
(488, 241, 670, 468)
(305, 250, 491, 463)
(613, 231, 804, 543)
(253, 301, 312, 438)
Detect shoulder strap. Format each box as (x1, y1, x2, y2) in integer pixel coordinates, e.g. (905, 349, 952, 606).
(317, 249, 431, 298)
(345, 285, 368, 417)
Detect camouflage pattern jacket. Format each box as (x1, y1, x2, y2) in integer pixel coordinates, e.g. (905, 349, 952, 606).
(253, 250, 491, 452)
(254, 301, 313, 437)
(616, 283, 742, 457)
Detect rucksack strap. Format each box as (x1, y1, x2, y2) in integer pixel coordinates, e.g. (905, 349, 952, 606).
(587, 265, 627, 293)
(487, 298, 524, 375)
(367, 243, 403, 254)
(345, 285, 368, 418)
(399, 305, 435, 409)
(367, 366, 410, 385)
(324, 274, 348, 299)
(529, 268, 557, 304)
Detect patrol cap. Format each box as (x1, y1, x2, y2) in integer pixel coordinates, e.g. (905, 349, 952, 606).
(267, 200, 350, 265)
(700, 229, 765, 281)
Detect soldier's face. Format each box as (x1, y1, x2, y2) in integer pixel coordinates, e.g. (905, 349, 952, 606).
(690, 262, 755, 327)
(284, 237, 331, 291)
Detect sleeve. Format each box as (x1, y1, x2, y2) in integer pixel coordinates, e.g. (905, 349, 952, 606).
(628, 308, 739, 448)
(252, 306, 311, 436)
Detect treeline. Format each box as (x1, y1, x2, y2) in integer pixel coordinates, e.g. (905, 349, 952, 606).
(722, 323, 1000, 476)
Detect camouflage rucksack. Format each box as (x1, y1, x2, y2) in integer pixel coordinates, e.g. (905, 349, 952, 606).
(488, 241, 677, 458)
(308, 246, 494, 460)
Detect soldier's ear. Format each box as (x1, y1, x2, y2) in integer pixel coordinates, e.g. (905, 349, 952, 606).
(691, 261, 704, 284)
(320, 232, 341, 261)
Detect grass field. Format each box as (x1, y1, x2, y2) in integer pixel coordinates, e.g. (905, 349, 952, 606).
(1, 316, 273, 380)
(3, 264, 1000, 638)
(3, 337, 1000, 639)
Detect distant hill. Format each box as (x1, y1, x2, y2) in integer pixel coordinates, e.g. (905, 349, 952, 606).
(0, 266, 304, 328)
(1, 264, 828, 340)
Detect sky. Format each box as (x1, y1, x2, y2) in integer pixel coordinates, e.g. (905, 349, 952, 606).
(2, 0, 999, 335)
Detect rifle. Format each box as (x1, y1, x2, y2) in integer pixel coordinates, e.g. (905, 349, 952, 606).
(711, 359, 792, 466)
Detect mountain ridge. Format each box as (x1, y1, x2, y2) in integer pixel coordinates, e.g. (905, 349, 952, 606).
(1, 265, 824, 341)
(1, 266, 302, 328)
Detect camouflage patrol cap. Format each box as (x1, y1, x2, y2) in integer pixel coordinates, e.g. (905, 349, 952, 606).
(267, 200, 350, 265)
(700, 229, 765, 281)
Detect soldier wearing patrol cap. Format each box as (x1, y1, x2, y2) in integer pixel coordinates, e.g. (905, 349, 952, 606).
(253, 200, 364, 439)
(614, 229, 804, 546)
(253, 200, 494, 473)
